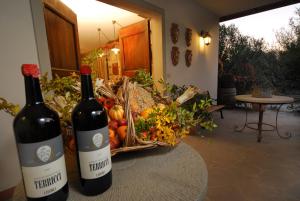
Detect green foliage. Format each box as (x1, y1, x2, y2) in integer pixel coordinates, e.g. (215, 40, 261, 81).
(0, 98, 20, 116)
(81, 48, 103, 66)
(219, 24, 275, 91)
(130, 70, 154, 88)
(135, 117, 155, 135)
(81, 48, 104, 78)
(41, 73, 80, 102)
(220, 7, 300, 94)
(276, 8, 300, 91)
(40, 73, 81, 127)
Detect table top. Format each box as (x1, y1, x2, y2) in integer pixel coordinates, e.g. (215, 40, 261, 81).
(235, 94, 294, 104)
(13, 142, 208, 201)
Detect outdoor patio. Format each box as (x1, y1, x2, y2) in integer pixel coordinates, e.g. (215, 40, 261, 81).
(184, 108, 300, 201)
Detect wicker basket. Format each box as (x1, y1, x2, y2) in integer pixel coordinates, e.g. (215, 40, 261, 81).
(63, 77, 173, 157)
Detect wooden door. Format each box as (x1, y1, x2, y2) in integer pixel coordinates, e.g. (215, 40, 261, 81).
(43, 0, 81, 77)
(119, 20, 151, 77)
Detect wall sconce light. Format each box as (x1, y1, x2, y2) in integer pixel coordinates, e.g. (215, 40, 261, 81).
(200, 31, 211, 46)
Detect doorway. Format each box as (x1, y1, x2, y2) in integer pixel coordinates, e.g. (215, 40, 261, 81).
(32, 0, 164, 82)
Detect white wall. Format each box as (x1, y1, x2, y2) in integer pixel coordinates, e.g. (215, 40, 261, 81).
(0, 0, 40, 191)
(146, 0, 219, 98)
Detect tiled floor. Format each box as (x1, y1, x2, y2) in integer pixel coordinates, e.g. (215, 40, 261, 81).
(184, 108, 300, 201)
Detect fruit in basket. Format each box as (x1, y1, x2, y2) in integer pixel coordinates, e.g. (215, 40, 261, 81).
(108, 120, 119, 130)
(97, 97, 106, 105)
(109, 129, 115, 138)
(117, 126, 127, 141)
(110, 137, 120, 150)
(109, 129, 120, 149)
(104, 98, 115, 110)
(150, 133, 157, 141)
(118, 118, 127, 126)
(140, 131, 149, 140)
(97, 97, 115, 110)
(109, 105, 124, 121)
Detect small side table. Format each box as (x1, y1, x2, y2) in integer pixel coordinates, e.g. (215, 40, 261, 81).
(235, 95, 294, 142)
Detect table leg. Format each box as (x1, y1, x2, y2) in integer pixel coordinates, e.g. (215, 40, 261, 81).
(257, 104, 264, 142)
(235, 102, 248, 132)
(275, 104, 292, 139)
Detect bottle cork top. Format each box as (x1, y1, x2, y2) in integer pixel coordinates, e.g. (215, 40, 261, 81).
(80, 65, 92, 75)
(21, 64, 40, 78)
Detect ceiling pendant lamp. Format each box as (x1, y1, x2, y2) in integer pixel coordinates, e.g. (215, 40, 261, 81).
(111, 20, 120, 55)
(97, 28, 105, 58)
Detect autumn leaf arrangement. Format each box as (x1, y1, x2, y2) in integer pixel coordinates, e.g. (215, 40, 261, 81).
(0, 70, 217, 152)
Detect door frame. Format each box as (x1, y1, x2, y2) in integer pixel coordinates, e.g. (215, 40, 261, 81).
(99, 0, 166, 83)
(30, 0, 52, 77)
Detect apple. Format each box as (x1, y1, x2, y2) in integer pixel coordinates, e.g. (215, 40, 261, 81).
(109, 120, 119, 131)
(109, 129, 115, 138)
(150, 133, 157, 141)
(110, 135, 120, 150)
(118, 118, 127, 126)
(149, 127, 156, 133)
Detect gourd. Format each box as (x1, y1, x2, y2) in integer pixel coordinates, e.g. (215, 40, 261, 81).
(109, 105, 124, 121)
(117, 126, 127, 141)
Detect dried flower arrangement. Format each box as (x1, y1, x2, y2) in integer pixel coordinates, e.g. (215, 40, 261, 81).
(0, 70, 216, 155)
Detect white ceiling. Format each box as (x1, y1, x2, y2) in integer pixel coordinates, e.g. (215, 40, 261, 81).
(60, 0, 144, 54)
(60, 0, 295, 53)
(194, 0, 293, 19)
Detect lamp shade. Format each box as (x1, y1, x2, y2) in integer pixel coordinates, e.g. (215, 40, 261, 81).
(200, 31, 211, 46)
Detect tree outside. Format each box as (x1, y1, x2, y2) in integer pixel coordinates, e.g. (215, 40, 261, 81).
(219, 8, 300, 98)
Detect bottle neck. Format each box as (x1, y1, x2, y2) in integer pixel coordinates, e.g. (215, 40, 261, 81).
(81, 74, 94, 100)
(24, 76, 44, 105)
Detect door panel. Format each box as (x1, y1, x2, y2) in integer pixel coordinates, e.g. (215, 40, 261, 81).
(119, 20, 151, 77)
(43, 0, 80, 77)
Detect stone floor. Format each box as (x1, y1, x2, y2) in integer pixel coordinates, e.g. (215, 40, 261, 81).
(184, 108, 300, 201)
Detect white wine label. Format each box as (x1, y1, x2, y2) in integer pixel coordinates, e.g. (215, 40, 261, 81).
(21, 155, 68, 198)
(79, 145, 111, 179)
(17, 135, 68, 198)
(76, 127, 112, 179)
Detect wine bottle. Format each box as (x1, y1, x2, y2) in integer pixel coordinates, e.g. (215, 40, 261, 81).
(13, 64, 69, 201)
(72, 65, 112, 196)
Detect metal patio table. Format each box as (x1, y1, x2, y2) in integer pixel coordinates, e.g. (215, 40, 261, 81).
(235, 94, 294, 142)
